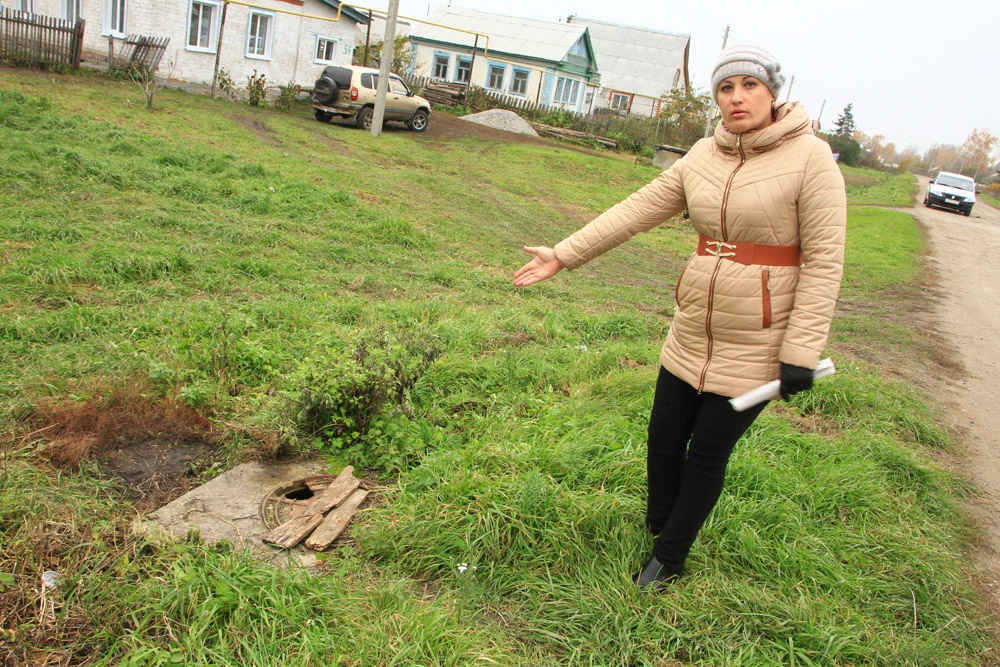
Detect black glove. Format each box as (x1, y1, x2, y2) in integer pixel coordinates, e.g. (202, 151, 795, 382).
(780, 362, 814, 400)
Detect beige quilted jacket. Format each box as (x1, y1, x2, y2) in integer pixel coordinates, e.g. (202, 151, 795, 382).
(553, 102, 846, 397)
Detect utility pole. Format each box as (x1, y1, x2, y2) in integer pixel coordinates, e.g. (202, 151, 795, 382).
(784, 75, 795, 102)
(363, 9, 372, 66)
(703, 25, 730, 137)
(371, 0, 400, 137)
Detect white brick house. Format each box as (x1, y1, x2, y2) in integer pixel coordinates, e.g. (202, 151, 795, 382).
(20, 0, 367, 89)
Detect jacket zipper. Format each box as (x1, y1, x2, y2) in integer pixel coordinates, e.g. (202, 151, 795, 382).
(698, 135, 746, 393)
(761, 269, 772, 329)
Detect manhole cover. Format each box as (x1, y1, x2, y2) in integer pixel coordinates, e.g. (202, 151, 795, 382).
(259, 474, 334, 529)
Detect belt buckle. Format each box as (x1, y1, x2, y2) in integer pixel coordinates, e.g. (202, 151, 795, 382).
(704, 239, 736, 258)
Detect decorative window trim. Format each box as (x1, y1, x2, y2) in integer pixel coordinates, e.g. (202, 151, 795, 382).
(245, 8, 275, 60)
(609, 91, 632, 112)
(509, 67, 529, 96)
(185, 0, 220, 54)
(103, 0, 127, 37)
(454, 55, 472, 84)
(486, 61, 505, 91)
(432, 51, 450, 79)
(314, 35, 339, 65)
(554, 76, 582, 106)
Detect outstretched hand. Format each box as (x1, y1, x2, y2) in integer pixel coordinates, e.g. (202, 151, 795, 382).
(513, 246, 564, 287)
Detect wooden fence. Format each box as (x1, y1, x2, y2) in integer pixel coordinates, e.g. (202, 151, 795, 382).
(108, 34, 170, 74)
(402, 72, 585, 122)
(0, 9, 84, 69)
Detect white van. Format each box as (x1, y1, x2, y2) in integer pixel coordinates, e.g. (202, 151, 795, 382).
(925, 171, 976, 216)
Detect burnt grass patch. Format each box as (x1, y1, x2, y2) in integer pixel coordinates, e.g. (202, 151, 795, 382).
(27, 382, 221, 510)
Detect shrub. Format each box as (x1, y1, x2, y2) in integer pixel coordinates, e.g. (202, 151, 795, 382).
(292, 330, 440, 471)
(823, 133, 862, 166)
(274, 81, 301, 111)
(216, 68, 237, 100)
(246, 69, 268, 107)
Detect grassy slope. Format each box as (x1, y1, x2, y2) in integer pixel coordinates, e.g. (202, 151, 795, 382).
(0, 69, 993, 665)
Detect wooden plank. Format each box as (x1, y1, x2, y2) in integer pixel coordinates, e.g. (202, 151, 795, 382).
(261, 466, 360, 549)
(304, 488, 369, 551)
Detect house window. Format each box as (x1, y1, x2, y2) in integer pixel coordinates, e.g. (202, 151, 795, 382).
(315, 37, 338, 64)
(433, 53, 449, 79)
(554, 77, 580, 105)
(511, 68, 528, 95)
(455, 56, 471, 83)
(187, 0, 218, 51)
(246, 9, 273, 59)
(63, 0, 79, 21)
(610, 92, 631, 111)
(487, 64, 504, 90)
(105, 0, 125, 35)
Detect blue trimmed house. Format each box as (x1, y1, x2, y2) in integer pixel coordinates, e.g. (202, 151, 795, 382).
(408, 6, 600, 113)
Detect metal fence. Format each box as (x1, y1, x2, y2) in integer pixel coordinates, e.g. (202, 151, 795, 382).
(0, 8, 84, 69)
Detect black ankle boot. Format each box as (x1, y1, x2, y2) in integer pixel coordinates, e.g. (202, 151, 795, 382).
(634, 555, 680, 590)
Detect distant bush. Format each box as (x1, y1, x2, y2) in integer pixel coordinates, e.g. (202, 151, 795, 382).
(823, 133, 862, 166)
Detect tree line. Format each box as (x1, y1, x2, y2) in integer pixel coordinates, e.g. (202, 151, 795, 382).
(822, 103, 999, 181)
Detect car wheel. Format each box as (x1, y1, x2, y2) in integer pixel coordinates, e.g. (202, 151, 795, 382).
(314, 109, 332, 123)
(964, 208, 972, 217)
(407, 109, 429, 132)
(311, 77, 339, 106)
(356, 106, 374, 130)
(923, 196, 929, 206)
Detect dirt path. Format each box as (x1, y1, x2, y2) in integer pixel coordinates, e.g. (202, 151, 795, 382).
(904, 178, 1000, 610)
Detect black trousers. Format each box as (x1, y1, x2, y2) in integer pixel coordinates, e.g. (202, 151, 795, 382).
(646, 367, 767, 573)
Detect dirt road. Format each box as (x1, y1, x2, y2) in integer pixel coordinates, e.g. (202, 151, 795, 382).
(906, 178, 1000, 608)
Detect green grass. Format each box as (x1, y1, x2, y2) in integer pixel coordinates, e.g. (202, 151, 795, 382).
(980, 191, 1000, 209)
(1, 68, 995, 665)
(841, 164, 918, 206)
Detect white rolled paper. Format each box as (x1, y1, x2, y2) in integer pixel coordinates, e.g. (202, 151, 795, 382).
(728, 357, 836, 412)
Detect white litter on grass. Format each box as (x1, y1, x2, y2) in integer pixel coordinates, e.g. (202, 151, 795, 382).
(459, 109, 539, 137)
(41, 570, 60, 589)
(457, 563, 478, 574)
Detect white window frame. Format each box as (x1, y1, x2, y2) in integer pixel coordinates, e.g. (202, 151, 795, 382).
(487, 64, 505, 90)
(245, 8, 274, 60)
(610, 92, 631, 111)
(432, 53, 449, 79)
(186, 0, 219, 53)
(63, 0, 79, 22)
(510, 68, 528, 96)
(104, 0, 126, 37)
(455, 56, 471, 84)
(314, 36, 338, 65)
(554, 76, 581, 105)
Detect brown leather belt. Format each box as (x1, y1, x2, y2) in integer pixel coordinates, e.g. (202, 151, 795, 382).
(697, 234, 801, 266)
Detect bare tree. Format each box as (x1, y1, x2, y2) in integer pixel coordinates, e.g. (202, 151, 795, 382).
(129, 59, 176, 110)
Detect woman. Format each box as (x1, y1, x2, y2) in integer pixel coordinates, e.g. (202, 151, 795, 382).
(513, 45, 846, 588)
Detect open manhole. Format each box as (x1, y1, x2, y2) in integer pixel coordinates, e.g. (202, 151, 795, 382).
(259, 474, 335, 529)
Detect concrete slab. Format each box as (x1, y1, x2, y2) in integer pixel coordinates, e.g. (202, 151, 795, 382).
(134, 460, 335, 569)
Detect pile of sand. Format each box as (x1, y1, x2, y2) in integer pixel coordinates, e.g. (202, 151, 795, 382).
(458, 109, 539, 137)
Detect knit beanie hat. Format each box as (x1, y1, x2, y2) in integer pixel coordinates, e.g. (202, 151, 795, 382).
(710, 44, 785, 99)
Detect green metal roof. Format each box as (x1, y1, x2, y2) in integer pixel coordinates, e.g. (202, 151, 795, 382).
(316, 0, 369, 26)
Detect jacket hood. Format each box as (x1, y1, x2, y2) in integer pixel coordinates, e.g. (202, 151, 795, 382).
(714, 102, 812, 154)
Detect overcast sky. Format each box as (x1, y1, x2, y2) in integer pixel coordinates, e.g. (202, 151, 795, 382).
(392, 0, 998, 156)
